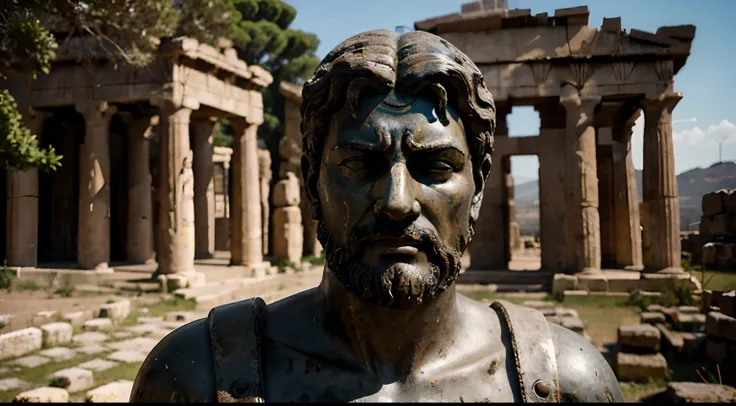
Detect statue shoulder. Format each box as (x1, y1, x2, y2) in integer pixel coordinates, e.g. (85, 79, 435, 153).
(130, 318, 217, 402)
(548, 322, 623, 403)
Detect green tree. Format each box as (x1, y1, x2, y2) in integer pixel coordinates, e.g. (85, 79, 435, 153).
(226, 0, 320, 170)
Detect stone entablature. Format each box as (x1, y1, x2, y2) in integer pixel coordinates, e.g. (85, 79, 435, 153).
(415, 6, 695, 103)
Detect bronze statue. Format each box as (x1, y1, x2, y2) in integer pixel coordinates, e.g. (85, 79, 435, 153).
(131, 29, 623, 403)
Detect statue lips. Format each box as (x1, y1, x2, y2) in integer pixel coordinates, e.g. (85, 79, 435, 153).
(356, 235, 427, 265)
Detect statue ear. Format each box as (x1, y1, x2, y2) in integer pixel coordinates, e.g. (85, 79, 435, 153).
(469, 154, 492, 222)
(301, 155, 322, 220)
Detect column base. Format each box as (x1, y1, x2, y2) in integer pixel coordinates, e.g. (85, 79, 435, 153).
(622, 264, 645, 272)
(78, 263, 113, 273)
(577, 267, 602, 275)
(228, 261, 275, 278)
(644, 266, 684, 274)
(157, 271, 206, 292)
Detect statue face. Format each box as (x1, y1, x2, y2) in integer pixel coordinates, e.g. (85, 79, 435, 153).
(316, 91, 474, 308)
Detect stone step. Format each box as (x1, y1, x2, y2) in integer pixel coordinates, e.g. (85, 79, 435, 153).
(458, 270, 554, 285)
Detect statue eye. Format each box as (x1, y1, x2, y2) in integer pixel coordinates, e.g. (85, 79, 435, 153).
(428, 160, 454, 173)
(341, 157, 368, 171)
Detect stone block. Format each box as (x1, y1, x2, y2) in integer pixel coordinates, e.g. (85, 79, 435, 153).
(137, 316, 164, 325)
(164, 311, 198, 322)
(40, 322, 73, 348)
(706, 336, 730, 364)
(552, 274, 578, 293)
(607, 277, 642, 293)
(703, 290, 724, 311)
(699, 215, 712, 236)
(711, 214, 730, 236)
(682, 332, 706, 359)
(716, 243, 735, 268)
(640, 312, 666, 325)
(660, 307, 678, 323)
(78, 358, 119, 372)
(666, 382, 736, 403)
(640, 273, 697, 292)
(618, 324, 661, 352)
(112, 331, 135, 339)
(271, 175, 300, 207)
(561, 316, 584, 334)
(720, 291, 736, 317)
(702, 243, 717, 266)
(86, 380, 134, 403)
(32, 311, 58, 326)
(616, 352, 668, 382)
(646, 304, 665, 313)
(124, 324, 163, 336)
(15, 387, 69, 403)
(672, 312, 705, 332)
(677, 305, 699, 314)
(74, 343, 108, 355)
(106, 337, 159, 354)
(107, 350, 147, 363)
(705, 311, 736, 340)
(577, 274, 608, 292)
(0, 327, 42, 360)
(98, 300, 131, 322)
(72, 332, 109, 344)
(9, 355, 51, 368)
(61, 311, 89, 327)
(0, 377, 29, 391)
(49, 367, 94, 393)
(725, 189, 736, 214)
(555, 308, 579, 319)
(83, 318, 113, 332)
(656, 324, 685, 352)
(702, 190, 726, 216)
(39, 347, 77, 362)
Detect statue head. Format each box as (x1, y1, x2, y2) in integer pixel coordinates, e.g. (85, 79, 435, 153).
(301, 30, 496, 309)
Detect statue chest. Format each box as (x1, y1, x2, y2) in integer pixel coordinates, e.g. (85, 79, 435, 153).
(260, 344, 519, 403)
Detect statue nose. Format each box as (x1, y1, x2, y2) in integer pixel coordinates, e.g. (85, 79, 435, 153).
(374, 163, 420, 221)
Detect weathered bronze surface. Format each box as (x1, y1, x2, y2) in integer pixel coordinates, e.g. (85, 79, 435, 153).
(131, 29, 623, 403)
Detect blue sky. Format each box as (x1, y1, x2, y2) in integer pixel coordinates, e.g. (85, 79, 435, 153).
(290, 0, 736, 182)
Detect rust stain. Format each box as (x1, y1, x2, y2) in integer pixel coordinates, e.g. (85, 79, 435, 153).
(430, 380, 437, 387)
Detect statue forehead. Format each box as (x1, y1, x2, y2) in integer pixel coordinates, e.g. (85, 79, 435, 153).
(327, 92, 468, 152)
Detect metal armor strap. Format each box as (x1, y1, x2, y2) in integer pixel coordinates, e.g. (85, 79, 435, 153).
(491, 300, 560, 403)
(209, 297, 267, 403)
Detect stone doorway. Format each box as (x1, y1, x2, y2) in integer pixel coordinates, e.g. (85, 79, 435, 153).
(38, 109, 82, 264)
(507, 155, 541, 271)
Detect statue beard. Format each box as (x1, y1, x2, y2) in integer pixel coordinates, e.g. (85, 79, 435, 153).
(317, 220, 467, 309)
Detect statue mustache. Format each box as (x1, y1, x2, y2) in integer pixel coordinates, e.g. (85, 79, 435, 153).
(346, 223, 441, 254)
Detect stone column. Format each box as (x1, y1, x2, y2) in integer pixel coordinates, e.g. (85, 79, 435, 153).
(561, 95, 601, 273)
(192, 118, 216, 259)
(640, 93, 682, 273)
(75, 102, 116, 270)
(126, 115, 157, 264)
(230, 118, 264, 267)
(153, 97, 204, 288)
(469, 103, 510, 270)
(257, 148, 272, 256)
(612, 109, 643, 270)
(6, 109, 49, 267)
(536, 102, 568, 270)
(596, 134, 616, 268)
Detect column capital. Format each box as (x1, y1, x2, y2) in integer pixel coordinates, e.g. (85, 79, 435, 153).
(639, 92, 682, 114)
(75, 101, 117, 122)
(560, 94, 601, 111)
(229, 116, 260, 135)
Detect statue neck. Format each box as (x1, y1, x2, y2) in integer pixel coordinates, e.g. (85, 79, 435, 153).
(317, 267, 460, 383)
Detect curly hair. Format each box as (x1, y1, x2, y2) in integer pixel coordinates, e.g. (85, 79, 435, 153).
(300, 29, 496, 222)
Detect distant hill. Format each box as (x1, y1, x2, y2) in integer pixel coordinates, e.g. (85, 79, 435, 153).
(513, 161, 736, 234)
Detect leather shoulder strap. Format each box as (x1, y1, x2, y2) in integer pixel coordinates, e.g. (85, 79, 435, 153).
(491, 300, 560, 403)
(208, 297, 267, 403)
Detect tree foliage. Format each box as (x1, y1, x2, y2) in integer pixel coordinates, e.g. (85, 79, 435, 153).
(0, 0, 320, 173)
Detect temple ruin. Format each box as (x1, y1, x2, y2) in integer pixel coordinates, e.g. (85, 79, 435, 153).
(2, 36, 273, 290)
(413, 4, 696, 279)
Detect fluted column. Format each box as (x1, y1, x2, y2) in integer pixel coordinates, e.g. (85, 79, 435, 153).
(75, 102, 116, 270)
(469, 102, 510, 270)
(561, 95, 601, 273)
(6, 108, 49, 267)
(536, 102, 568, 270)
(612, 108, 643, 270)
(192, 118, 216, 259)
(230, 118, 263, 266)
(640, 93, 682, 273)
(257, 148, 272, 256)
(153, 98, 198, 277)
(126, 115, 156, 264)
(596, 135, 616, 268)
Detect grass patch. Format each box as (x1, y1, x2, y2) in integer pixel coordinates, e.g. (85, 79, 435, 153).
(143, 297, 196, 318)
(620, 380, 668, 402)
(0, 261, 16, 290)
(303, 256, 325, 265)
(15, 280, 42, 292)
(693, 269, 736, 291)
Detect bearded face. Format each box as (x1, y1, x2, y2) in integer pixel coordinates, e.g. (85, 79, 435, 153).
(314, 91, 478, 309)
